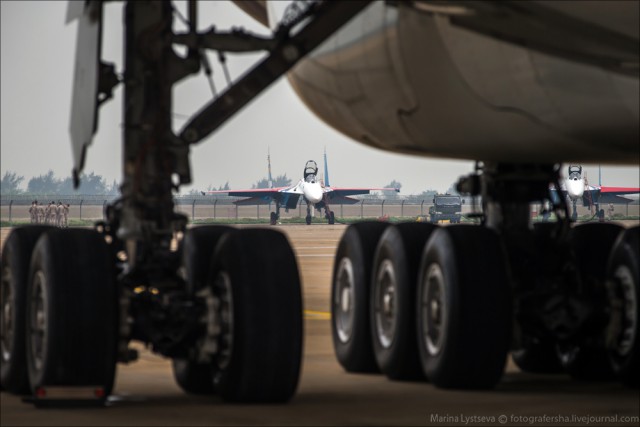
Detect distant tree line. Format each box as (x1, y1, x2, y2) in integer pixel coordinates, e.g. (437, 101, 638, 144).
(1, 170, 119, 195)
(252, 173, 292, 189)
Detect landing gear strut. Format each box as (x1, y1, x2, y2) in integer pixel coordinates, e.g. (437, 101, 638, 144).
(270, 202, 281, 225)
(571, 198, 579, 221)
(305, 202, 312, 225)
(323, 195, 335, 225)
(325, 209, 335, 225)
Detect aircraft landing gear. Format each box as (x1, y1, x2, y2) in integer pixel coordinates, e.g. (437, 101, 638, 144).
(571, 198, 579, 221)
(325, 210, 335, 225)
(331, 162, 637, 390)
(1, 0, 307, 405)
(323, 195, 335, 224)
(172, 225, 303, 401)
(27, 229, 118, 403)
(332, 222, 389, 373)
(206, 229, 303, 401)
(270, 202, 281, 225)
(305, 203, 312, 225)
(371, 223, 436, 381)
(556, 223, 623, 381)
(417, 226, 511, 389)
(0, 226, 53, 394)
(172, 225, 233, 395)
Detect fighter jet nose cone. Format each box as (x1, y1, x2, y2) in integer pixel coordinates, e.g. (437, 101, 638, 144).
(308, 192, 323, 203)
(566, 179, 585, 199)
(305, 183, 323, 204)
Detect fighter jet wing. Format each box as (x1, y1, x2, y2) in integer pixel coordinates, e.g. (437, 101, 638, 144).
(325, 195, 361, 205)
(584, 186, 640, 204)
(206, 185, 304, 209)
(206, 186, 294, 198)
(206, 178, 318, 197)
(323, 187, 400, 197)
(598, 186, 640, 195)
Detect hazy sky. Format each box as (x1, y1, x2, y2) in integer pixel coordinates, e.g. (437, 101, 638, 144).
(1, 1, 638, 195)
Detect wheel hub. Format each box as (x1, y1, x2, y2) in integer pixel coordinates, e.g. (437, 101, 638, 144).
(383, 292, 394, 315)
(341, 288, 350, 313)
(430, 298, 440, 323)
(29, 270, 47, 372)
(1, 267, 13, 362)
(422, 263, 447, 356)
(334, 258, 354, 344)
(374, 259, 397, 349)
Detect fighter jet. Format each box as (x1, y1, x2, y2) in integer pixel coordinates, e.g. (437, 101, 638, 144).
(552, 165, 640, 220)
(206, 151, 399, 225)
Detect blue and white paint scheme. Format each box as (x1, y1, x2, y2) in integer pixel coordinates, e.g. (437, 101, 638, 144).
(207, 153, 399, 224)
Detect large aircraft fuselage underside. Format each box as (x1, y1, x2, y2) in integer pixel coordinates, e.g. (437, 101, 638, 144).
(287, 1, 639, 165)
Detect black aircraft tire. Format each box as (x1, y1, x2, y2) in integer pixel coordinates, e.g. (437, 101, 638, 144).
(173, 226, 235, 395)
(0, 226, 54, 394)
(417, 226, 511, 389)
(559, 223, 623, 381)
(182, 226, 235, 297)
(209, 229, 303, 402)
(305, 215, 312, 225)
(370, 223, 437, 381)
(270, 212, 277, 225)
(26, 229, 117, 399)
(605, 227, 639, 388)
(328, 211, 335, 225)
(331, 222, 390, 373)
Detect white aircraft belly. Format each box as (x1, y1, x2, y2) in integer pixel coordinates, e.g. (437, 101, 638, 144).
(566, 179, 586, 200)
(301, 182, 323, 204)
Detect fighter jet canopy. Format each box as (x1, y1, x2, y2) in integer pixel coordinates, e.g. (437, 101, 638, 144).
(568, 165, 583, 180)
(304, 160, 318, 182)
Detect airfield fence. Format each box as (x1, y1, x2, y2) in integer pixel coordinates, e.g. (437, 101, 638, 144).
(1, 194, 638, 224)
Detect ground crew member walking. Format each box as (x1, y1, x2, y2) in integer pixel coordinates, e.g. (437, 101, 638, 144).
(63, 203, 70, 227)
(29, 201, 37, 223)
(44, 202, 52, 224)
(38, 203, 45, 223)
(56, 201, 63, 227)
(607, 203, 614, 221)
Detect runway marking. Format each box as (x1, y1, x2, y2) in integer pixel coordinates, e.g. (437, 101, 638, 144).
(304, 310, 331, 320)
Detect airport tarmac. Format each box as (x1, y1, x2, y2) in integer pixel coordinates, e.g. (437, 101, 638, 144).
(1, 224, 639, 426)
